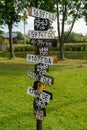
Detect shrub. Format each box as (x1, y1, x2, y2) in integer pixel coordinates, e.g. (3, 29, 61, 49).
(7, 44, 34, 52)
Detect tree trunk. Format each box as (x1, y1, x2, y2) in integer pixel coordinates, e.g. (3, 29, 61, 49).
(8, 24, 14, 58)
(59, 40, 64, 59)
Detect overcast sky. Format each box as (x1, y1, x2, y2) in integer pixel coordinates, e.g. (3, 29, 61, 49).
(3, 17, 87, 36)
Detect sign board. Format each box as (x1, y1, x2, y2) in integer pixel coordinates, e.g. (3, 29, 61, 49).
(28, 30, 55, 39)
(34, 97, 47, 110)
(28, 71, 54, 85)
(40, 75, 54, 85)
(27, 87, 37, 96)
(34, 108, 46, 121)
(28, 7, 56, 21)
(34, 110, 44, 121)
(27, 54, 53, 65)
(39, 47, 49, 56)
(39, 91, 52, 103)
(30, 39, 57, 47)
(34, 18, 49, 31)
(35, 63, 49, 76)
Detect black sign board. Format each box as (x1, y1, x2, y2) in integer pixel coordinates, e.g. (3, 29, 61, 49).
(35, 63, 49, 76)
(39, 47, 49, 56)
(30, 39, 57, 47)
(34, 97, 47, 110)
(34, 18, 49, 31)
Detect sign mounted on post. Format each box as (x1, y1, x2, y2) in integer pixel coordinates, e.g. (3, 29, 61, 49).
(27, 54, 53, 65)
(35, 63, 49, 76)
(28, 7, 56, 21)
(30, 39, 57, 47)
(34, 18, 49, 31)
(28, 71, 54, 85)
(28, 30, 55, 39)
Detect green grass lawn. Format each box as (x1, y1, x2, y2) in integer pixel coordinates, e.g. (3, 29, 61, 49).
(0, 57, 87, 130)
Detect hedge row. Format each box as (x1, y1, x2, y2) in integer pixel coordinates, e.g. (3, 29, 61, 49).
(1, 51, 87, 60)
(7, 43, 87, 52)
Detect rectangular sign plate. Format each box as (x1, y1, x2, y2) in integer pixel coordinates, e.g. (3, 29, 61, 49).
(34, 18, 49, 31)
(35, 63, 49, 76)
(27, 87, 37, 96)
(28, 7, 56, 21)
(30, 39, 57, 47)
(28, 30, 55, 39)
(28, 71, 54, 85)
(39, 91, 52, 103)
(27, 54, 53, 65)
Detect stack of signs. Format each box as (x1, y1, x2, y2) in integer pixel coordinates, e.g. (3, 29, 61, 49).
(27, 7, 57, 121)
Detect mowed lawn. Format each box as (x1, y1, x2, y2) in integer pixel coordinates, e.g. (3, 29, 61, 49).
(0, 57, 87, 130)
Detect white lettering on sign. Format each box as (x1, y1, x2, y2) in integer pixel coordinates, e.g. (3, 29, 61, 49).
(39, 47, 49, 56)
(30, 39, 52, 47)
(35, 63, 49, 76)
(35, 98, 46, 109)
(27, 71, 54, 85)
(34, 18, 49, 31)
(28, 7, 56, 21)
(27, 54, 53, 65)
(28, 30, 55, 39)
(39, 92, 51, 103)
(27, 87, 37, 96)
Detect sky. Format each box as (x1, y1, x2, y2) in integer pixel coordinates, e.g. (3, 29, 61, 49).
(3, 16, 87, 36)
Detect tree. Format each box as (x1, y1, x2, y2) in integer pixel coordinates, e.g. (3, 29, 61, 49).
(54, 0, 83, 59)
(0, 0, 29, 58)
(82, 0, 87, 24)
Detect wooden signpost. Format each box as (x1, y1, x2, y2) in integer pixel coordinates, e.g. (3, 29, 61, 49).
(27, 6, 57, 130)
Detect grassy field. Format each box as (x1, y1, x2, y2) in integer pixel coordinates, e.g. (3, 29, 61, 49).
(0, 57, 87, 130)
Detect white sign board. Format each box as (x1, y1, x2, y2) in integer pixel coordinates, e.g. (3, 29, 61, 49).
(28, 7, 56, 21)
(27, 87, 37, 96)
(39, 92, 51, 103)
(27, 54, 53, 65)
(28, 30, 55, 39)
(28, 71, 54, 85)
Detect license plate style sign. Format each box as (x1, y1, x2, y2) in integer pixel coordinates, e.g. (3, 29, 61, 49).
(34, 18, 49, 31)
(28, 71, 54, 85)
(27, 87, 37, 96)
(28, 7, 56, 21)
(30, 39, 57, 47)
(35, 63, 49, 76)
(27, 54, 53, 65)
(28, 30, 55, 39)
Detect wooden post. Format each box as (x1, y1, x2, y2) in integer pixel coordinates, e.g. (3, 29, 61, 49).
(36, 120, 42, 130)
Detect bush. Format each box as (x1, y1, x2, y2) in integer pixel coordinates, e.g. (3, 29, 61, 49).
(7, 44, 34, 52)
(64, 43, 87, 51)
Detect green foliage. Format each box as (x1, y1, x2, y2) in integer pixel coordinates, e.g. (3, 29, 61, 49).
(64, 32, 85, 43)
(7, 44, 34, 52)
(3, 39, 9, 45)
(25, 38, 30, 44)
(0, 58, 87, 130)
(0, 37, 3, 44)
(64, 43, 87, 51)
